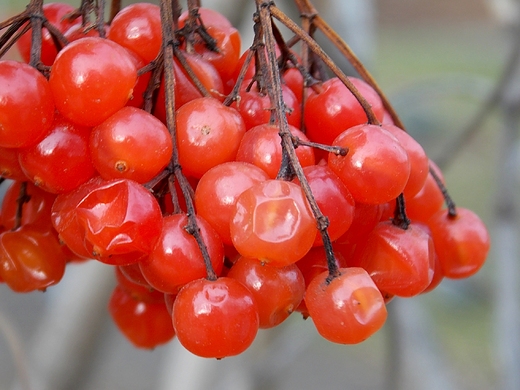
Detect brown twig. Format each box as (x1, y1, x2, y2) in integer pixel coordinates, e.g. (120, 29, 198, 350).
(255, 0, 340, 282)
(269, 3, 380, 125)
(160, 0, 217, 282)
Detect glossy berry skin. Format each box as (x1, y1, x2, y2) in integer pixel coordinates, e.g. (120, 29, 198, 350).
(108, 285, 175, 349)
(172, 277, 259, 358)
(294, 165, 355, 246)
(115, 266, 164, 303)
(328, 124, 410, 205)
(356, 221, 435, 297)
(176, 97, 246, 178)
(0, 147, 26, 180)
(428, 207, 490, 279)
(304, 77, 385, 146)
(236, 123, 315, 179)
(108, 3, 162, 63)
(90, 107, 172, 183)
(118, 262, 153, 288)
(405, 160, 445, 223)
(52, 177, 162, 264)
(140, 214, 225, 294)
(334, 203, 385, 262)
(154, 54, 224, 120)
(49, 37, 137, 127)
(306, 267, 387, 344)
(227, 256, 305, 328)
(18, 114, 96, 193)
(51, 176, 105, 259)
(232, 82, 301, 130)
(0, 61, 55, 148)
(383, 124, 429, 198)
(295, 247, 348, 288)
(178, 8, 241, 83)
(16, 3, 79, 66)
(76, 178, 162, 263)
(0, 225, 67, 293)
(194, 161, 269, 245)
(230, 180, 317, 267)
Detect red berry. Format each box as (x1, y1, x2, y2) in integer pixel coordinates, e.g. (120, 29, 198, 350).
(172, 277, 259, 358)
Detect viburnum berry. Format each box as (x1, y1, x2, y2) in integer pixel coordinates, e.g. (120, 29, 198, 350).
(227, 256, 305, 328)
(383, 124, 429, 198)
(0, 60, 55, 148)
(16, 2, 80, 66)
(108, 285, 174, 349)
(328, 124, 411, 205)
(172, 277, 259, 358)
(139, 214, 225, 294)
(154, 53, 225, 120)
(405, 160, 445, 223)
(230, 180, 317, 267)
(18, 114, 96, 194)
(51, 177, 163, 265)
(175, 97, 246, 178)
(194, 161, 269, 245)
(293, 165, 355, 246)
(108, 3, 162, 63)
(304, 77, 385, 146)
(236, 123, 315, 179)
(231, 82, 301, 130)
(0, 225, 67, 293)
(355, 221, 435, 297)
(428, 207, 490, 279)
(178, 7, 241, 83)
(305, 267, 387, 344)
(49, 37, 137, 127)
(89, 107, 172, 183)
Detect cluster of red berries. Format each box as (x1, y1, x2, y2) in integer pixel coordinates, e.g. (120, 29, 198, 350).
(0, 2, 490, 359)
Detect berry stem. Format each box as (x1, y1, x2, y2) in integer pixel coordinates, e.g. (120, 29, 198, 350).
(294, 137, 348, 156)
(94, 0, 107, 38)
(255, 0, 340, 281)
(0, 18, 31, 60)
(13, 182, 29, 231)
(294, 0, 405, 130)
(268, 3, 380, 125)
(108, 0, 121, 24)
(173, 46, 211, 97)
(392, 194, 411, 230)
(142, 52, 165, 114)
(160, 0, 217, 282)
(430, 165, 457, 217)
(28, 0, 44, 70)
(222, 45, 256, 106)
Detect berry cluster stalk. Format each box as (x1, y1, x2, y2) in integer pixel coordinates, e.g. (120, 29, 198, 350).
(159, 0, 217, 281)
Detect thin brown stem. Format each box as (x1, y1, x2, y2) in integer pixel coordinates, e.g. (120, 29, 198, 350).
(430, 165, 457, 217)
(95, 0, 106, 38)
(295, 0, 403, 129)
(28, 0, 44, 69)
(255, 0, 340, 281)
(108, 0, 121, 24)
(270, 4, 379, 125)
(392, 194, 410, 229)
(13, 182, 29, 231)
(160, 0, 217, 282)
(173, 47, 211, 97)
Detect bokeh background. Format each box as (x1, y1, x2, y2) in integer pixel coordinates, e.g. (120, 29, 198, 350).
(0, 0, 516, 389)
